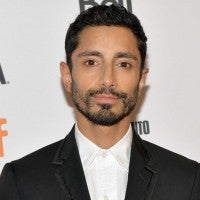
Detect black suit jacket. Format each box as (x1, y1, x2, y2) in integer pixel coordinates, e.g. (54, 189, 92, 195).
(0, 124, 200, 200)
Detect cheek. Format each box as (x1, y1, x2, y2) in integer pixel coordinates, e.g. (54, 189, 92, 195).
(117, 75, 140, 92)
(72, 71, 99, 91)
(72, 75, 94, 95)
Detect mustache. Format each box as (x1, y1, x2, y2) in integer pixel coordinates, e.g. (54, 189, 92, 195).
(87, 87, 127, 99)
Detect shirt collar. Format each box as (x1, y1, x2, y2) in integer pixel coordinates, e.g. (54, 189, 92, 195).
(109, 125, 132, 171)
(75, 124, 133, 172)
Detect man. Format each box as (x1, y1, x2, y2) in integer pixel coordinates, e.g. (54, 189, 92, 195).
(0, 4, 199, 200)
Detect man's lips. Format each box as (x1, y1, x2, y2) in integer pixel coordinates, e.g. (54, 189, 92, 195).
(93, 94, 119, 104)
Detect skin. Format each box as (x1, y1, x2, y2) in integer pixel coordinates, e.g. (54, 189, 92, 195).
(60, 26, 148, 149)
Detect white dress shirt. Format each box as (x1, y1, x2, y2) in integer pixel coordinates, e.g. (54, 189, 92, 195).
(75, 125, 133, 200)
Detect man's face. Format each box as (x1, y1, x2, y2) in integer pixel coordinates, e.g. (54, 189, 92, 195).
(61, 26, 147, 126)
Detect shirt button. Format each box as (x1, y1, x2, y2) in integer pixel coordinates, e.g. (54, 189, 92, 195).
(102, 152, 107, 158)
(104, 195, 109, 200)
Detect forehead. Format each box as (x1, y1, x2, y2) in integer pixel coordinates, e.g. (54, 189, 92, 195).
(74, 25, 140, 57)
(79, 25, 137, 43)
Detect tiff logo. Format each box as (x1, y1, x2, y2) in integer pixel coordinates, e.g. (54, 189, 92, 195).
(0, 64, 8, 84)
(0, 118, 8, 157)
(79, 0, 132, 13)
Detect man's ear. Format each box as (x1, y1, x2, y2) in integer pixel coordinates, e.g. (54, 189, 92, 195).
(138, 67, 149, 96)
(60, 62, 72, 93)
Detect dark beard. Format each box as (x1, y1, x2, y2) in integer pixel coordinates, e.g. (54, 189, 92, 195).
(72, 85, 138, 126)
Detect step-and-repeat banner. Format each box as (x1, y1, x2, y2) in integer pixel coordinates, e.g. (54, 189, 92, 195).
(0, 0, 199, 171)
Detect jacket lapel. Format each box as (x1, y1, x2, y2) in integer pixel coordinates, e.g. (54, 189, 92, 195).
(125, 125, 158, 200)
(52, 125, 91, 200)
(52, 124, 157, 200)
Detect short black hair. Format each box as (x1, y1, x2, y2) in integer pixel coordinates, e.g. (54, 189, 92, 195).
(65, 4, 147, 71)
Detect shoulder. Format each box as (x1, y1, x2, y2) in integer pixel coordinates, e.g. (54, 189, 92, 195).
(143, 140, 199, 177)
(0, 139, 63, 196)
(2, 125, 76, 174)
(8, 139, 63, 172)
(141, 140, 200, 197)
(143, 140, 198, 163)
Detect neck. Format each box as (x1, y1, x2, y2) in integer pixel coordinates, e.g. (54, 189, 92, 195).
(76, 112, 132, 149)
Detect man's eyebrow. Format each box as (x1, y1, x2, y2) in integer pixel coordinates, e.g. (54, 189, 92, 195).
(77, 51, 103, 58)
(114, 52, 138, 61)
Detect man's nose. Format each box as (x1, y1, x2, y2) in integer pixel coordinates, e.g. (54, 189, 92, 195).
(99, 65, 117, 88)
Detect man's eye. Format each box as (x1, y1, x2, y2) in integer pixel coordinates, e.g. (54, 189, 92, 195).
(85, 60, 96, 66)
(119, 62, 131, 68)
